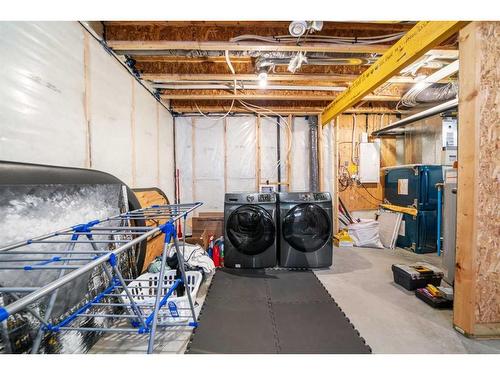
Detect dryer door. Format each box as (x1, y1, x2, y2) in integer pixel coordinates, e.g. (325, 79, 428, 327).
(282, 203, 331, 252)
(226, 205, 275, 255)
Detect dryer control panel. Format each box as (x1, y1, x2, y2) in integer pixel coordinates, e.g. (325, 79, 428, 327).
(313, 193, 331, 201)
(298, 193, 313, 201)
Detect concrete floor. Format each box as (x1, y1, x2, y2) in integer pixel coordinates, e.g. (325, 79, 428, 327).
(315, 246, 500, 354)
(90, 246, 500, 354)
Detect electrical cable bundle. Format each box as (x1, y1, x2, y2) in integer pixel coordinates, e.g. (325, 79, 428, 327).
(230, 32, 406, 46)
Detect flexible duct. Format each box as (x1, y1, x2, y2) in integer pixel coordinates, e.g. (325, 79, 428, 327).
(401, 82, 458, 107)
(414, 82, 457, 103)
(308, 116, 319, 192)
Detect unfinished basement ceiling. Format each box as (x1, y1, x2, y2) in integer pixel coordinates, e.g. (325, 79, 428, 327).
(99, 21, 459, 114)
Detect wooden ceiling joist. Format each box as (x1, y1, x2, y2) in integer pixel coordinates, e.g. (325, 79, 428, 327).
(141, 73, 417, 85)
(103, 21, 416, 43)
(171, 105, 404, 115)
(161, 92, 401, 102)
(108, 40, 392, 54)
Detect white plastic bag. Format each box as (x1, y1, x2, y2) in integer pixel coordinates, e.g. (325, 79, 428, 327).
(348, 219, 384, 248)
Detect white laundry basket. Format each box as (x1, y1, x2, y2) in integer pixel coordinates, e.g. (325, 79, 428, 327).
(120, 270, 202, 323)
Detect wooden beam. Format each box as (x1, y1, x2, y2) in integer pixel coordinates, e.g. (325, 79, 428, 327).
(142, 73, 418, 85)
(162, 93, 401, 101)
(321, 21, 468, 125)
(108, 40, 391, 54)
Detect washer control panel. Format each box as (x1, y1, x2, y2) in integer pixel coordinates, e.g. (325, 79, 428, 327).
(258, 193, 274, 202)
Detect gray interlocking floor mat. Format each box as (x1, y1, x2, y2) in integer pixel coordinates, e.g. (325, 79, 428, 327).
(187, 268, 371, 354)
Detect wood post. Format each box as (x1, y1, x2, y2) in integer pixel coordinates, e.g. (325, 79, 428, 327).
(83, 31, 92, 169)
(287, 114, 293, 191)
(454, 22, 500, 338)
(130, 78, 137, 187)
(156, 102, 160, 187)
(191, 117, 196, 202)
(332, 117, 339, 234)
(256, 115, 261, 190)
(224, 117, 228, 192)
(318, 114, 325, 191)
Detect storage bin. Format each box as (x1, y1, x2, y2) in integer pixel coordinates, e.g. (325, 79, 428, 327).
(391, 263, 443, 291)
(120, 270, 202, 323)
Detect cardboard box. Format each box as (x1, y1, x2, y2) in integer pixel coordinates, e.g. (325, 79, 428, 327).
(192, 215, 224, 238)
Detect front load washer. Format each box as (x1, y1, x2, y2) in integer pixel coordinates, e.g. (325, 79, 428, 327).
(224, 192, 277, 268)
(278, 192, 333, 268)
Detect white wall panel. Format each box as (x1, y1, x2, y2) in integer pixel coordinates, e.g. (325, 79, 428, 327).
(321, 123, 334, 194)
(260, 116, 278, 184)
(193, 118, 225, 211)
(158, 104, 175, 201)
(291, 117, 310, 191)
(0, 21, 175, 195)
(88, 40, 134, 185)
(175, 117, 193, 203)
(279, 116, 290, 191)
(133, 81, 158, 188)
(0, 22, 86, 167)
(226, 116, 256, 193)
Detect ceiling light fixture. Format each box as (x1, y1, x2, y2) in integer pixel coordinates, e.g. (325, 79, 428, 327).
(258, 71, 268, 89)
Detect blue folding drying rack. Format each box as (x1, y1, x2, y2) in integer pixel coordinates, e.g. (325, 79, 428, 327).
(0, 201, 203, 354)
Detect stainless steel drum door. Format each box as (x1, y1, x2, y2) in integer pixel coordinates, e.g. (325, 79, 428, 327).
(226, 205, 275, 256)
(282, 203, 331, 252)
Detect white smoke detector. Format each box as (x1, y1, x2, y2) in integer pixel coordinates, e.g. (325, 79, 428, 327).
(289, 21, 308, 37)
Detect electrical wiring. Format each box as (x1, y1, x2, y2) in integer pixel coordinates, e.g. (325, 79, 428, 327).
(351, 184, 382, 207)
(338, 165, 352, 192)
(194, 100, 235, 122)
(356, 181, 385, 202)
(230, 32, 405, 45)
(193, 50, 237, 121)
(237, 100, 293, 175)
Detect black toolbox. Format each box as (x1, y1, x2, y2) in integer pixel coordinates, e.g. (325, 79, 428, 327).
(415, 288, 453, 309)
(391, 262, 444, 291)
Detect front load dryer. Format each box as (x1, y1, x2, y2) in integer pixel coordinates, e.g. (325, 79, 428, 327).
(278, 192, 333, 268)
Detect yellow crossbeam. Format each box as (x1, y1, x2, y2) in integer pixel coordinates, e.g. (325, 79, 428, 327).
(321, 21, 468, 125)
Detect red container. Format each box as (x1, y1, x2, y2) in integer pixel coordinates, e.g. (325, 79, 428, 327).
(212, 244, 220, 267)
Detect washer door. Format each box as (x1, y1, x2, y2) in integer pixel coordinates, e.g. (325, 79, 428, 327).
(226, 205, 275, 256)
(282, 203, 331, 252)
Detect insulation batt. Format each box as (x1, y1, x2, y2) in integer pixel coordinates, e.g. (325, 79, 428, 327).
(0, 184, 137, 353)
